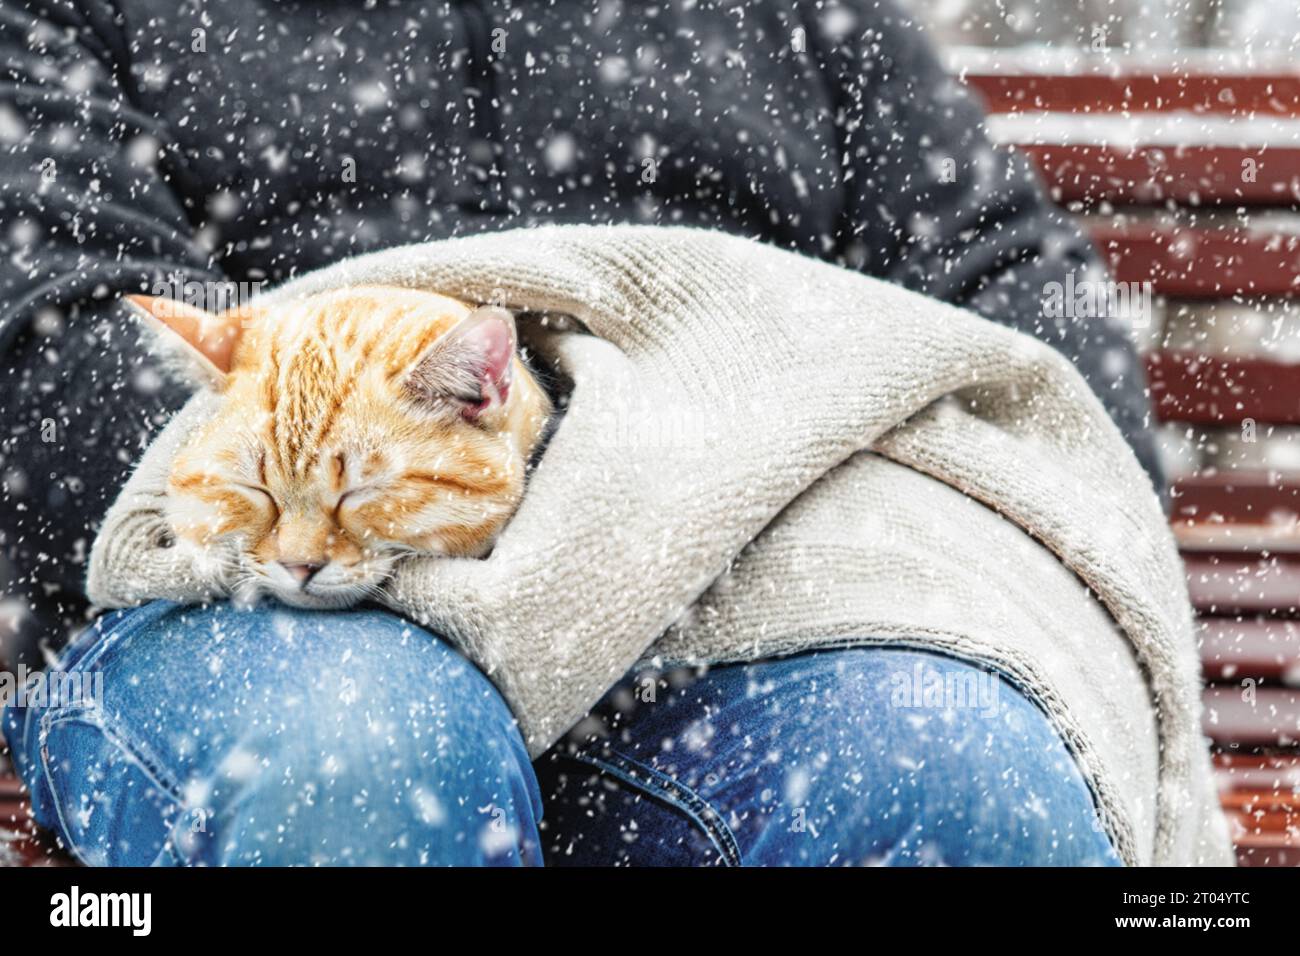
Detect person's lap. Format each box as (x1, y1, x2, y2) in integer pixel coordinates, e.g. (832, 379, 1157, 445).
(1, 601, 1120, 866)
(2, 601, 542, 866)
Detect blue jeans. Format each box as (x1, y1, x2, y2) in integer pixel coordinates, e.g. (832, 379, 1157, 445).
(1, 601, 1120, 866)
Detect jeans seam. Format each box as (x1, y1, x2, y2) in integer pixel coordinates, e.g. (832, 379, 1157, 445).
(74, 601, 172, 673)
(566, 749, 744, 867)
(38, 703, 186, 866)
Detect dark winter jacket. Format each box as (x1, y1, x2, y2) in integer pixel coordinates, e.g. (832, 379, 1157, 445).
(0, 0, 1162, 655)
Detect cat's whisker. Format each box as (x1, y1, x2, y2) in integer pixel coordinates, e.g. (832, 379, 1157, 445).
(353, 580, 391, 600)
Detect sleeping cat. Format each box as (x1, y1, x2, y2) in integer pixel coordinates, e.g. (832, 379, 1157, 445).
(124, 287, 552, 610)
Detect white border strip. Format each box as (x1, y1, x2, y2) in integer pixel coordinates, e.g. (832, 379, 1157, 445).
(945, 44, 1300, 77)
(985, 111, 1300, 148)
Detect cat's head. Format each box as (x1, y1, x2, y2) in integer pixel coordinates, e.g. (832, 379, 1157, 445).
(125, 286, 552, 609)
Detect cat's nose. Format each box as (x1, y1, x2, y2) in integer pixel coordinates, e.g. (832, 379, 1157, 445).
(279, 561, 324, 585)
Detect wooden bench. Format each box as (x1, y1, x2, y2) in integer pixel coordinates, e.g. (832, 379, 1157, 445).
(963, 49, 1300, 866)
(0, 756, 71, 866)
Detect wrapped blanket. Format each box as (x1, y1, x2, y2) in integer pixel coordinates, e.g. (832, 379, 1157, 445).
(87, 225, 1232, 866)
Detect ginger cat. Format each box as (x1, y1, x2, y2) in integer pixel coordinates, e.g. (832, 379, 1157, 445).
(124, 287, 552, 609)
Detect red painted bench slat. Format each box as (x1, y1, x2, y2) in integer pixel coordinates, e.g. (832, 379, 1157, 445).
(1019, 144, 1300, 207)
(1174, 473, 1300, 525)
(964, 71, 1300, 118)
(1089, 223, 1300, 299)
(1148, 351, 1300, 426)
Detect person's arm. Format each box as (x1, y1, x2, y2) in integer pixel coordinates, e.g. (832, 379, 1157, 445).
(0, 0, 217, 655)
(802, 0, 1165, 497)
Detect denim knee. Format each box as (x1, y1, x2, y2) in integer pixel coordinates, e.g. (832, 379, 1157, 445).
(545, 647, 1121, 866)
(738, 649, 1123, 866)
(4, 600, 542, 866)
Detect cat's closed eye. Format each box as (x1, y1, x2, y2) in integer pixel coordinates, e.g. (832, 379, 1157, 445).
(333, 487, 370, 523)
(237, 484, 278, 511)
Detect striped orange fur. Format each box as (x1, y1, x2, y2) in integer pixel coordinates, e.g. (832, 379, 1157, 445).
(127, 286, 552, 608)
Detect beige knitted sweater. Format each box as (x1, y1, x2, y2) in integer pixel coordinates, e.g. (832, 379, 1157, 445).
(87, 225, 1232, 866)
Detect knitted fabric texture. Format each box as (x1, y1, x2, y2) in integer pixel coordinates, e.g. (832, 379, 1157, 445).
(87, 225, 1232, 866)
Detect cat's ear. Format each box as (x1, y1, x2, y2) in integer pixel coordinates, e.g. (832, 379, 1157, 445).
(122, 294, 246, 388)
(406, 306, 517, 420)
